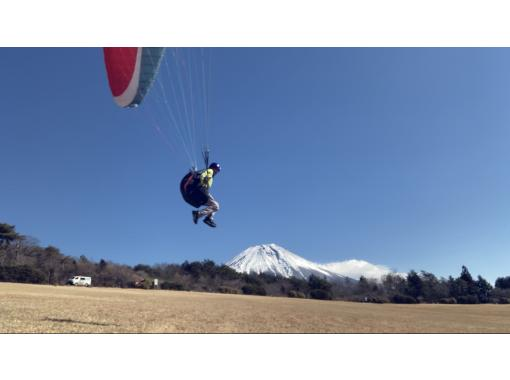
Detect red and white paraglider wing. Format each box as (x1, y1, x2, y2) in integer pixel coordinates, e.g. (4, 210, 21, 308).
(103, 47, 165, 108)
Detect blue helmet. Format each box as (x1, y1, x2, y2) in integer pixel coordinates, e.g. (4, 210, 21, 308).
(209, 162, 221, 172)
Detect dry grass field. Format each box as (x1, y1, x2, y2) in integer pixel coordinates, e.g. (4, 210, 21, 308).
(1, 282, 510, 333)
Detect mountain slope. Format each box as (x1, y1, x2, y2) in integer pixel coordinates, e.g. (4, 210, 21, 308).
(227, 244, 399, 281)
(226, 244, 348, 281)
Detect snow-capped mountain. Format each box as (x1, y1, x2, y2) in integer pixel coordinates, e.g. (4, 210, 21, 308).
(226, 244, 398, 281)
(227, 244, 348, 281)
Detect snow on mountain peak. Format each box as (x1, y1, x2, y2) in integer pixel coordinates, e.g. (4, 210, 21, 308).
(226, 244, 347, 281)
(226, 244, 399, 281)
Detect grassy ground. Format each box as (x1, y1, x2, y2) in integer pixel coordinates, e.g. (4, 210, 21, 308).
(1, 282, 510, 333)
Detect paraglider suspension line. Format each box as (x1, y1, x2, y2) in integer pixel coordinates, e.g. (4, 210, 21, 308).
(202, 148, 210, 168)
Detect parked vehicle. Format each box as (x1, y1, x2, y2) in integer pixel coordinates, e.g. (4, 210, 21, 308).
(67, 276, 92, 287)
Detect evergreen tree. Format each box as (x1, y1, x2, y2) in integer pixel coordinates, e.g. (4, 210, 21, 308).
(308, 275, 332, 291)
(405, 270, 423, 299)
(495, 276, 510, 289)
(308, 275, 332, 300)
(475, 275, 493, 303)
(420, 271, 448, 302)
(460, 266, 474, 284)
(357, 276, 371, 293)
(99, 259, 107, 271)
(0, 223, 20, 247)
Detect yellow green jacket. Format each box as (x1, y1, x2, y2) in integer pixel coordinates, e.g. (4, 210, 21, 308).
(200, 168, 214, 189)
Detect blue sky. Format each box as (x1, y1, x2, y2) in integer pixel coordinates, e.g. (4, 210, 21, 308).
(1, 48, 510, 282)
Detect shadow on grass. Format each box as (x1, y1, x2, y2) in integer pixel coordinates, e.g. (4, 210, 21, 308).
(43, 317, 119, 327)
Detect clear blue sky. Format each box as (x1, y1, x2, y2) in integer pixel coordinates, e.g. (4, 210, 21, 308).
(2, 48, 510, 282)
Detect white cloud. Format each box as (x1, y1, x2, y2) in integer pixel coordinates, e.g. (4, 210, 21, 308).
(322, 259, 405, 281)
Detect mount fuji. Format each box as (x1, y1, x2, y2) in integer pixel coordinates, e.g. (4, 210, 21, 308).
(226, 244, 399, 282)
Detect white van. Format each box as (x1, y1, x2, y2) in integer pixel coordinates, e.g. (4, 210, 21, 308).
(67, 276, 92, 287)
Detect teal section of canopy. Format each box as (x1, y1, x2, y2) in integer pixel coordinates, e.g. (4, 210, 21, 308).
(130, 47, 166, 107)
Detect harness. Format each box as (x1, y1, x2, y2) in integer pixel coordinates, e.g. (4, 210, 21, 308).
(180, 170, 209, 208)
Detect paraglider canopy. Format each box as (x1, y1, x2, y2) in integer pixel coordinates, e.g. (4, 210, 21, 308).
(103, 47, 165, 108)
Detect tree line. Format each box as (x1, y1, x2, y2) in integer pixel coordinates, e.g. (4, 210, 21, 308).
(1, 222, 510, 303)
